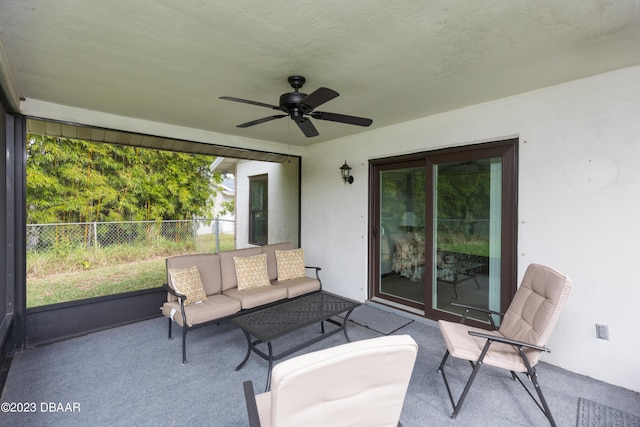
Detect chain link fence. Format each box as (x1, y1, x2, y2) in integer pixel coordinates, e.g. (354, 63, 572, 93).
(26, 218, 236, 306)
(27, 218, 235, 254)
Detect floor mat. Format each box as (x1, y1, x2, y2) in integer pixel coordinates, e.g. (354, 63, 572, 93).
(577, 398, 640, 427)
(340, 304, 413, 335)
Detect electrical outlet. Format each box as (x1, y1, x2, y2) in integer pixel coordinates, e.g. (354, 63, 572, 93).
(596, 324, 609, 340)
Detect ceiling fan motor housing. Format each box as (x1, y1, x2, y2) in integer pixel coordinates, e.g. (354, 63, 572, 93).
(280, 92, 308, 120)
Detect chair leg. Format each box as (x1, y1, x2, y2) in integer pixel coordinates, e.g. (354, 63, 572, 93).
(512, 347, 557, 427)
(530, 372, 556, 427)
(438, 350, 458, 414)
(438, 341, 491, 419)
(168, 318, 172, 339)
(437, 350, 450, 372)
(451, 360, 483, 418)
(243, 381, 262, 427)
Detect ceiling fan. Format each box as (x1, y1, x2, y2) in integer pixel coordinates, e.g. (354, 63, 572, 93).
(220, 76, 373, 137)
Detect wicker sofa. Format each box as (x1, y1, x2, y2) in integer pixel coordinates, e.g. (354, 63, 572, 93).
(161, 242, 322, 363)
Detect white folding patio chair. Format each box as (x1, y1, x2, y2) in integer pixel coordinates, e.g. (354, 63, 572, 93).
(437, 263, 572, 426)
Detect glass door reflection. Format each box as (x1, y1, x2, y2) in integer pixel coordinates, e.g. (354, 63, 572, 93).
(379, 166, 426, 305)
(432, 159, 502, 322)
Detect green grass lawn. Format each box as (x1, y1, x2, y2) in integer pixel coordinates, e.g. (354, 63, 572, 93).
(27, 257, 167, 307)
(27, 233, 235, 308)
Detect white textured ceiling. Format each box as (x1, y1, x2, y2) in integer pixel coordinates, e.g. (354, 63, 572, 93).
(1, 0, 640, 146)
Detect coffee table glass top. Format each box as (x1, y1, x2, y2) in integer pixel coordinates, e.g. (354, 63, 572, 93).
(231, 291, 360, 342)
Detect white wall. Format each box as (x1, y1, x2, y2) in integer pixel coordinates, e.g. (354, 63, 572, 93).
(236, 159, 300, 248)
(300, 65, 640, 392)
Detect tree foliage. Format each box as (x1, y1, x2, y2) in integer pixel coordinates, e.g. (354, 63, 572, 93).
(27, 135, 220, 223)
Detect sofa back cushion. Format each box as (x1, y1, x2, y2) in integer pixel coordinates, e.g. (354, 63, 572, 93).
(166, 254, 221, 300)
(261, 242, 294, 281)
(219, 247, 263, 291)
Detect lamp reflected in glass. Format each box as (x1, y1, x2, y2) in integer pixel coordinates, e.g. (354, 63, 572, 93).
(399, 212, 417, 232)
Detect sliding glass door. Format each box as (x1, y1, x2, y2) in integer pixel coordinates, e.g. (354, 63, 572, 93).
(370, 140, 517, 324)
(432, 158, 502, 321)
(377, 162, 426, 308)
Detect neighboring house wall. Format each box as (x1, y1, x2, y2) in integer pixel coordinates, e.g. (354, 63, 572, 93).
(235, 159, 300, 248)
(300, 65, 640, 392)
(196, 178, 235, 235)
(211, 178, 235, 234)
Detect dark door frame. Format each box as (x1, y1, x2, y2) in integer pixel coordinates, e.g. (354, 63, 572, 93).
(368, 138, 518, 326)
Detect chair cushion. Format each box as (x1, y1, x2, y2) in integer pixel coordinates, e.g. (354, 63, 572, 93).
(167, 265, 208, 306)
(262, 335, 418, 427)
(438, 320, 530, 372)
(438, 263, 573, 371)
(499, 264, 572, 358)
(275, 248, 306, 281)
(255, 392, 272, 427)
(234, 254, 271, 291)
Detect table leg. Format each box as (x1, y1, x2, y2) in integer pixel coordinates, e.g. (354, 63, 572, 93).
(265, 342, 274, 392)
(342, 307, 357, 342)
(472, 272, 482, 289)
(234, 329, 253, 371)
(452, 280, 460, 300)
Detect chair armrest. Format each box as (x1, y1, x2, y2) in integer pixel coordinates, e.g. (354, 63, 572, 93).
(468, 330, 550, 353)
(243, 380, 261, 427)
(450, 302, 503, 318)
(163, 283, 186, 300)
(450, 302, 503, 328)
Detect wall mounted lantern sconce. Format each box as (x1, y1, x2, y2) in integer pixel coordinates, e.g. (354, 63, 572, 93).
(340, 161, 354, 184)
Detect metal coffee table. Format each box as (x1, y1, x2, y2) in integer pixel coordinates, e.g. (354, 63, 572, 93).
(231, 291, 361, 391)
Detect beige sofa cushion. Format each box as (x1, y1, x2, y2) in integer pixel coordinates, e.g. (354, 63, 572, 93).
(223, 286, 288, 310)
(167, 265, 208, 306)
(220, 247, 263, 291)
(261, 242, 293, 281)
(275, 248, 306, 281)
(272, 276, 321, 298)
(162, 294, 241, 327)
(234, 254, 271, 291)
